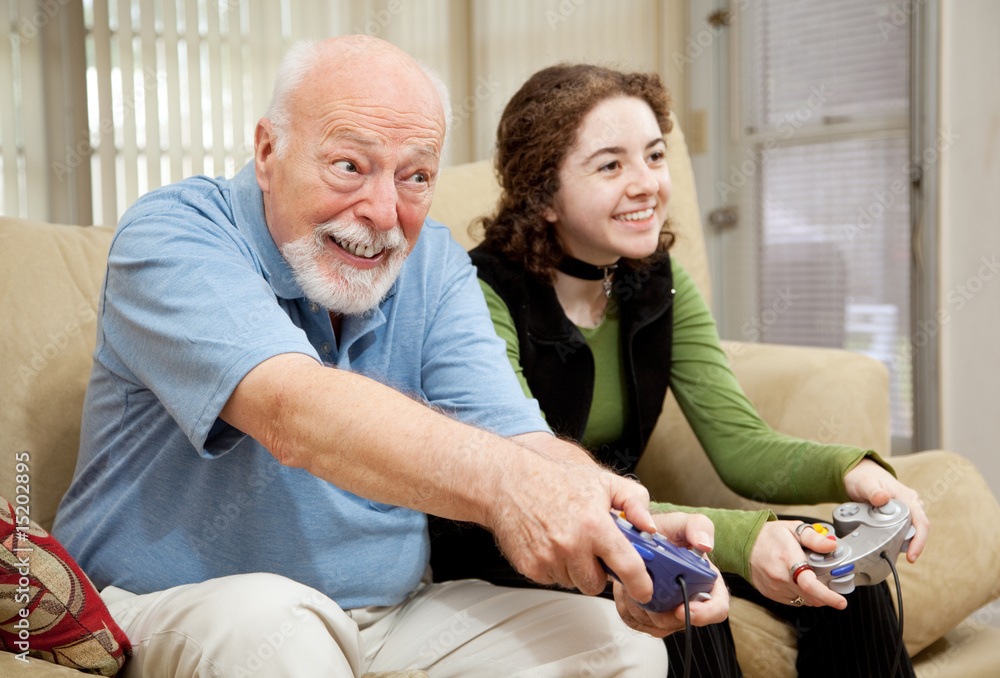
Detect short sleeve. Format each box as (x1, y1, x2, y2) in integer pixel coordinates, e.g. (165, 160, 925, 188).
(414, 228, 549, 438)
(99, 192, 319, 453)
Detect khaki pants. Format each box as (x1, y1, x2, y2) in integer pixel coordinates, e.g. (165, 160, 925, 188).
(102, 573, 667, 677)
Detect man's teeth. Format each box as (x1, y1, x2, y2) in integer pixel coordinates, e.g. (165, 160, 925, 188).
(616, 208, 655, 222)
(334, 237, 383, 259)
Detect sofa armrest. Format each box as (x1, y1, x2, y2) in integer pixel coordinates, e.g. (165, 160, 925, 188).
(637, 340, 1000, 657)
(776, 450, 1000, 657)
(636, 341, 892, 510)
(887, 451, 1000, 655)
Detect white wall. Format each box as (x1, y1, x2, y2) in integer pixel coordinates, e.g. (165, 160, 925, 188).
(938, 1, 1000, 495)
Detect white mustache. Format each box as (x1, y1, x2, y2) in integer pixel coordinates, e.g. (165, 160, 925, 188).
(313, 218, 407, 256)
(280, 217, 410, 316)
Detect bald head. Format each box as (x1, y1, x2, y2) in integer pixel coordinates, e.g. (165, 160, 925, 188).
(253, 36, 450, 316)
(264, 36, 450, 157)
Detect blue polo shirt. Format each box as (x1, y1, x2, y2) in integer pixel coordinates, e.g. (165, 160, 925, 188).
(52, 162, 548, 608)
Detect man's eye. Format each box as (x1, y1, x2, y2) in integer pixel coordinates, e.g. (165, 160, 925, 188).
(410, 171, 428, 184)
(334, 160, 358, 172)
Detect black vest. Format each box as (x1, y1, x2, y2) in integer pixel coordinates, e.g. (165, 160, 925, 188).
(470, 245, 676, 474)
(428, 245, 676, 588)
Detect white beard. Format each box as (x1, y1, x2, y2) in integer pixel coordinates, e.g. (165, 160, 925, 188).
(281, 218, 410, 316)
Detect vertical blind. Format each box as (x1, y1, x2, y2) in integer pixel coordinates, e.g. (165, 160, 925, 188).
(742, 0, 913, 443)
(82, 0, 318, 227)
(1, 0, 683, 226)
(1, 0, 46, 219)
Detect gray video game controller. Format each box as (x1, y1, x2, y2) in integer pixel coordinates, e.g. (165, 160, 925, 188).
(803, 499, 916, 595)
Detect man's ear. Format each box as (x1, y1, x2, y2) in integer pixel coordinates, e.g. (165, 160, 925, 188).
(255, 119, 276, 194)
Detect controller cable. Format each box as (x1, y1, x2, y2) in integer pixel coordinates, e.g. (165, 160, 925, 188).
(677, 575, 693, 678)
(881, 551, 905, 677)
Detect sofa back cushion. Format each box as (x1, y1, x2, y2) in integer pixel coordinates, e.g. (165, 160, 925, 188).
(0, 218, 114, 532)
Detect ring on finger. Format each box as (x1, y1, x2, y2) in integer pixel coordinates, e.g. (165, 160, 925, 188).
(790, 596, 805, 606)
(788, 560, 812, 585)
(793, 522, 813, 538)
(795, 522, 831, 538)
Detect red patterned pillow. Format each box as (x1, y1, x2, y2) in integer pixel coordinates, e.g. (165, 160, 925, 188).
(1, 496, 130, 675)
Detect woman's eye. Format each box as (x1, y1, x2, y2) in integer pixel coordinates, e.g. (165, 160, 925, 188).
(334, 160, 358, 172)
(599, 160, 621, 172)
(648, 150, 665, 163)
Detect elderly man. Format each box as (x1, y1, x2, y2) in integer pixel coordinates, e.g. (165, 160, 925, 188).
(53, 36, 727, 676)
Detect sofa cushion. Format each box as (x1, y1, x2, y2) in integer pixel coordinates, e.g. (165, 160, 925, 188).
(1, 496, 130, 675)
(0, 218, 114, 533)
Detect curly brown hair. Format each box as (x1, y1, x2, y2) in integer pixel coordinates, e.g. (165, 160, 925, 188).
(478, 63, 675, 280)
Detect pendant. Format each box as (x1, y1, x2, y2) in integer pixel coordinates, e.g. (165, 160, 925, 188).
(602, 269, 614, 297)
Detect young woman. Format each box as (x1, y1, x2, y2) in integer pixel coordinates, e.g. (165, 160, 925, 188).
(429, 64, 928, 677)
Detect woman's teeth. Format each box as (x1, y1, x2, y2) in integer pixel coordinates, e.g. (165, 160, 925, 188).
(334, 237, 382, 259)
(616, 208, 655, 222)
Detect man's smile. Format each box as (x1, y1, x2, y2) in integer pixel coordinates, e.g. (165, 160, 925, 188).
(329, 234, 388, 261)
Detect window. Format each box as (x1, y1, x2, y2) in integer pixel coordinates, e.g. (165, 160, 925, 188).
(738, 0, 913, 447)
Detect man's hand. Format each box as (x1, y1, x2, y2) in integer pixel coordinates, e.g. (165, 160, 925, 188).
(614, 512, 729, 637)
(844, 458, 929, 562)
(488, 448, 656, 601)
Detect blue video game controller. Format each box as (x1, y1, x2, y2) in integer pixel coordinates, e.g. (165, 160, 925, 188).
(601, 511, 718, 613)
(803, 499, 916, 595)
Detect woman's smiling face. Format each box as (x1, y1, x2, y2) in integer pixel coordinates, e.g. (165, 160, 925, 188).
(544, 96, 672, 265)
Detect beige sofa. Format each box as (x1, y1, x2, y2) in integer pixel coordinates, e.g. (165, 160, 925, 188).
(3, 119, 1000, 676)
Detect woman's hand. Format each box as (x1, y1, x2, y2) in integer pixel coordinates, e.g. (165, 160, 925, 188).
(843, 458, 929, 562)
(613, 512, 729, 637)
(748, 520, 848, 609)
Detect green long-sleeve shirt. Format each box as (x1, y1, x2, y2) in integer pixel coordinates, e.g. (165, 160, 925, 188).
(480, 257, 892, 582)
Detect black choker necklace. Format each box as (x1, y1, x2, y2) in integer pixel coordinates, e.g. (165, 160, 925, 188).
(557, 256, 619, 297)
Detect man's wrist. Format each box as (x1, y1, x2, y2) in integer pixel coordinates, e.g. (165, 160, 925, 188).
(512, 432, 597, 467)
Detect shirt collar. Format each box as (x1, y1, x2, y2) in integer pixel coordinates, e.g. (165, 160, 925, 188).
(229, 162, 305, 300)
(226, 161, 393, 343)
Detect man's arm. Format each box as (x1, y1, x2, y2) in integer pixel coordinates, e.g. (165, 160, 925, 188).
(220, 352, 657, 600)
(511, 431, 599, 465)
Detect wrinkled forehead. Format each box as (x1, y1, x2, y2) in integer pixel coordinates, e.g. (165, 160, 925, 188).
(293, 45, 446, 152)
(293, 101, 444, 169)
(316, 109, 444, 166)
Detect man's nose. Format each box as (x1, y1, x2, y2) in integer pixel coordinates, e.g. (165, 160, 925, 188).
(356, 170, 399, 231)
